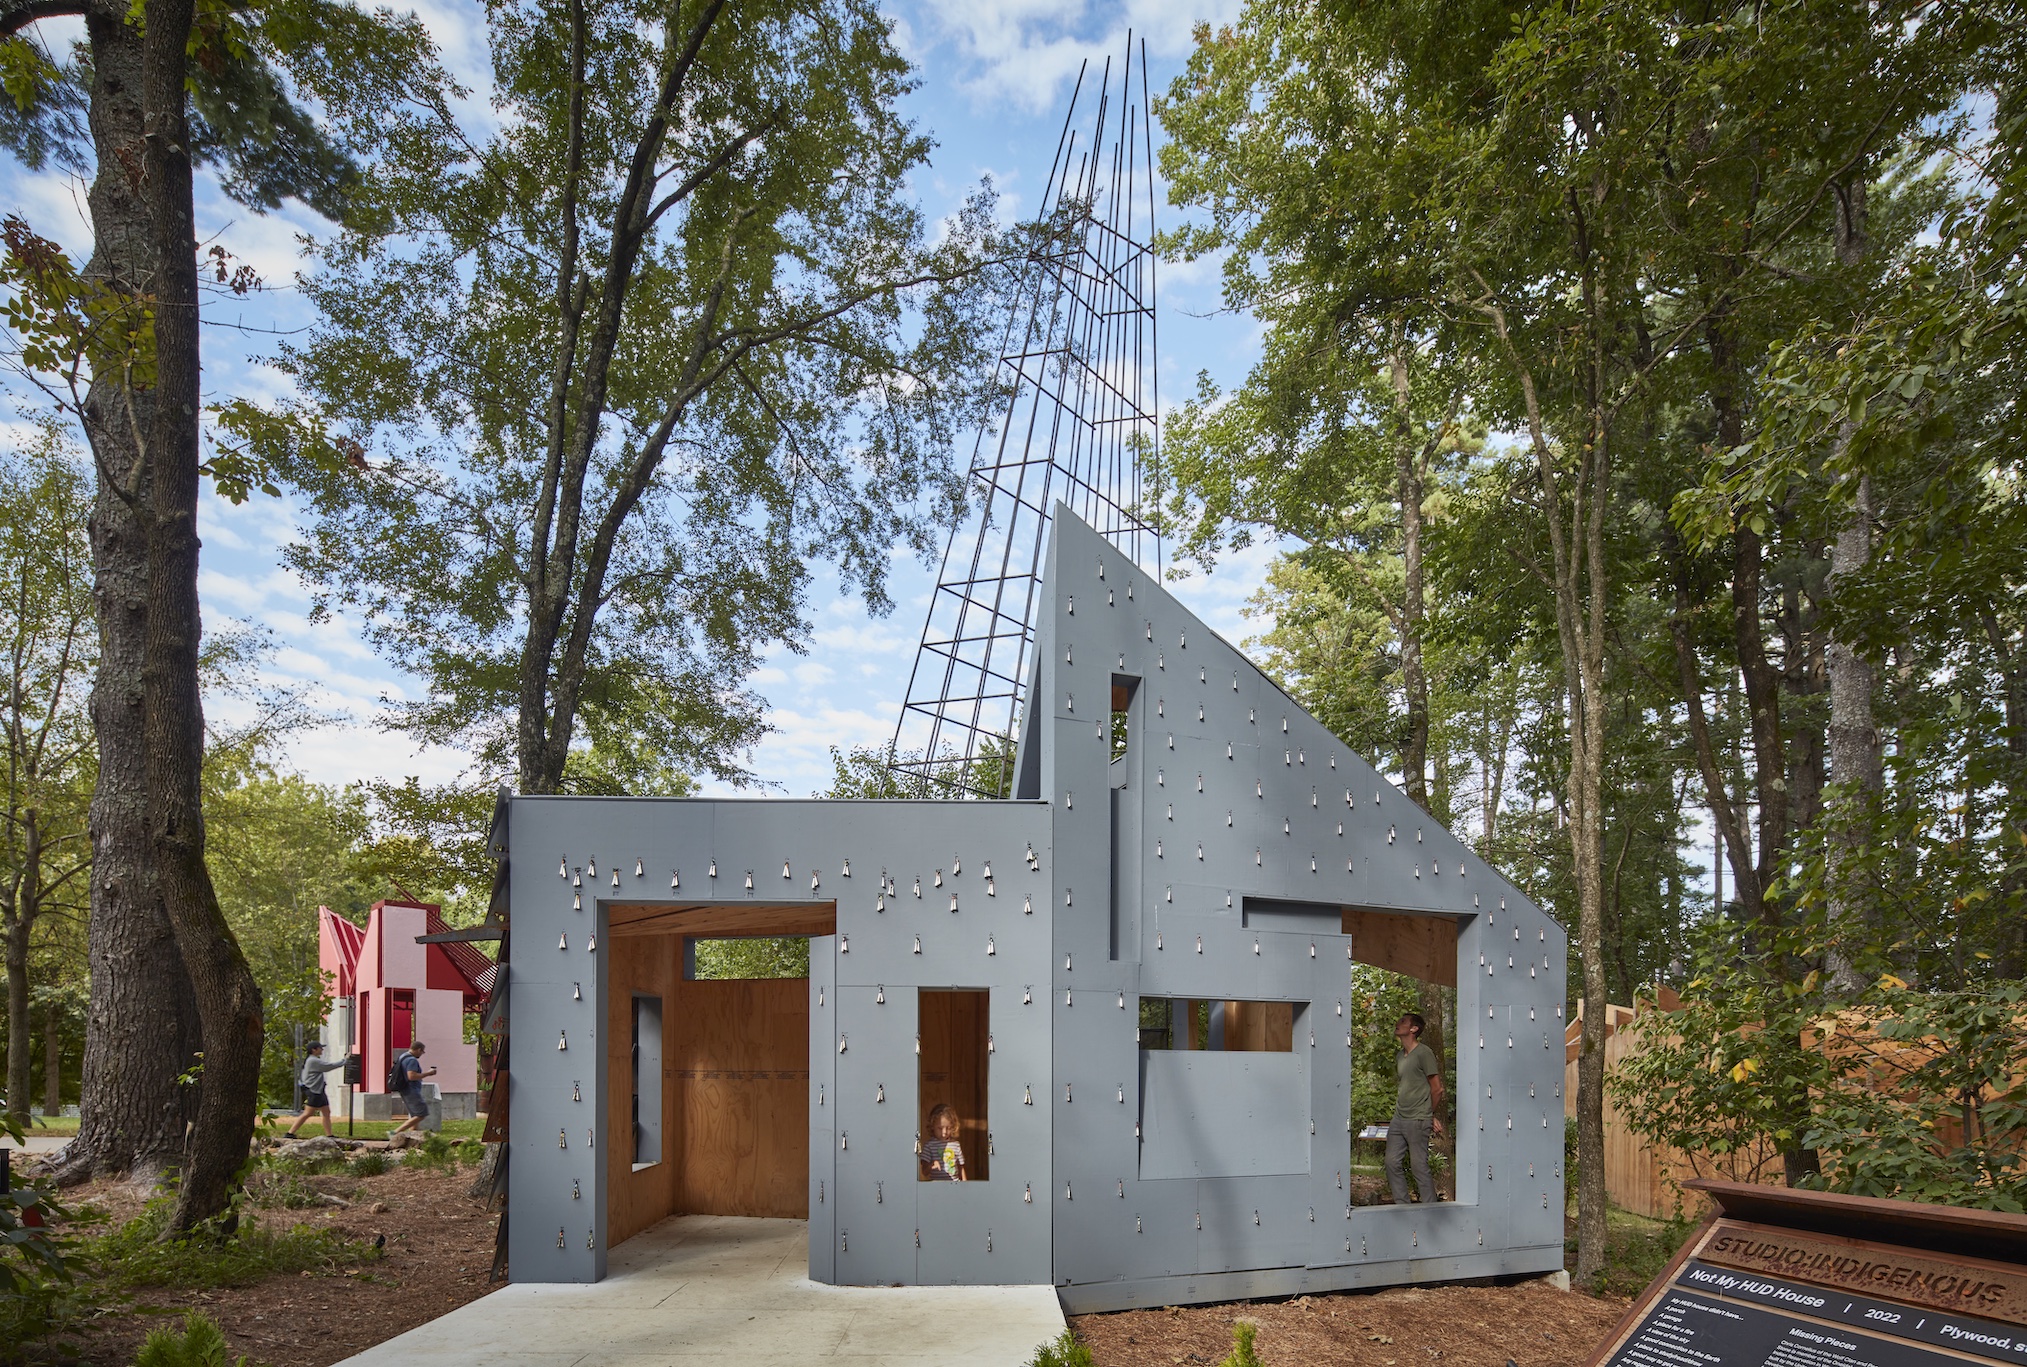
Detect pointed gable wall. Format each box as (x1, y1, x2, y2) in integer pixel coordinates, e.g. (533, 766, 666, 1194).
(1035, 506, 1568, 1309)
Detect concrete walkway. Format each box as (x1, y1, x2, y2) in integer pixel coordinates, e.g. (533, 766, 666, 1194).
(334, 1216, 1066, 1367)
(0, 1132, 69, 1156)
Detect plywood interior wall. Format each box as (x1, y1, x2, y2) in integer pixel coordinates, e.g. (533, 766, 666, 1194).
(1220, 1000, 1294, 1052)
(1341, 908, 1460, 987)
(606, 933, 810, 1248)
(607, 935, 680, 1247)
(1166, 999, 1293, 1052)
(918, 989, 990, 1182)
(670, 976, 808, 1218)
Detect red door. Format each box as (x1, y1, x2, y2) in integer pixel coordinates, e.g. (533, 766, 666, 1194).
(389, 989, 415, 1073)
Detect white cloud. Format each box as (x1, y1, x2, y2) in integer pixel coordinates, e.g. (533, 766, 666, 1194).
(899, 0, 1239, 117)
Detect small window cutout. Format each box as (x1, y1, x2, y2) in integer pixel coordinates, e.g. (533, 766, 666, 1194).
(1138, 998, 1296, 1052)
(1110, 676, 1139, 765)
(632, 995, 662, 1168)
(919, 988, 989, 1181)
(687, 937, 810, 980)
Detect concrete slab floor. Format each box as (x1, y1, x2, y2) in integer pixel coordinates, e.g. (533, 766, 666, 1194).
(332, 1216, 1067, 1367)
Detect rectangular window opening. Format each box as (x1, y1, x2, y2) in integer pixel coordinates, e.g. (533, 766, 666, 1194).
(918, 988, 989, 1182)
(1138, 997, 1296, 1052)
(631, 994, 663, 1168)
(686, 936, 811, 980)
(1110, 675, 1138, 765)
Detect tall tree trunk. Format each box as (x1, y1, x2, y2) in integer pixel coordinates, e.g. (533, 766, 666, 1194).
(1977, 609, 2027, 979)
(1823, 169, 1879, 996)
(51, 0, 202, 1190)
(1480, 275, 1610, 1282)
(44, 997, 61, 1114)
(1390, 348, 1431, 817)
(1824, 467, 1881, 994)
(3, 821, 31, 1126)
(136, 0, 267, 1235)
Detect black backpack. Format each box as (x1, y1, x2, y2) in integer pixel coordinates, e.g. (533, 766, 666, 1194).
(387, 1053, 413, 1093)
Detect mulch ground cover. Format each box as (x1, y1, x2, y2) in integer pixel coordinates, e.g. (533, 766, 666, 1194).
(44, 1160, 499, 1367)
(30, 1160, 1632, 1367)
(1070, 1276, 1632, 1367)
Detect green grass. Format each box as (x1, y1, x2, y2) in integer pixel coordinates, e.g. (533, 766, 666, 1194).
(7, 1113, 80, 1135)
(1565, 1206, 1696, 1298)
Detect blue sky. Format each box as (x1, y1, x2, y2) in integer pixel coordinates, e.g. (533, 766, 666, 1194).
(4, 0, 1281, 801)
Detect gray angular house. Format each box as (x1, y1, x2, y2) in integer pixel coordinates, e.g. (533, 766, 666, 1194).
(501, 508, 1567, 1311)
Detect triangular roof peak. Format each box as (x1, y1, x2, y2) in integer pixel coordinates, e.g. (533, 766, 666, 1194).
(1029, 503, 1547, 926)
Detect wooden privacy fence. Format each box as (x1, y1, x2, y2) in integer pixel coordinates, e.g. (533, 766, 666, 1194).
(1564, 992, 1785, 1220)
(1566, 994, 2026, 1219)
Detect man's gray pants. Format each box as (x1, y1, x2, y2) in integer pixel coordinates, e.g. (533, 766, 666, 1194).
(1385, 1116, 1436, 1204)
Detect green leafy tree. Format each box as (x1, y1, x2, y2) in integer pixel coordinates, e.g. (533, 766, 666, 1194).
(204, 767, 381, 1103)
(1, 0, 442, 1229)
(0, 420, 93, 1131)
(244, 0, 1023, 809)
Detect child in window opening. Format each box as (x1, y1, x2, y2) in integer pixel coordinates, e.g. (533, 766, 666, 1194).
(919, 1103, 967, 1181)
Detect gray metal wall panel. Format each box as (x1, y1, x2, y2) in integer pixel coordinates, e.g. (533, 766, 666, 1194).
(1057, 1242, 1565, 1314)
(504, 796, 614, 1283)
(834, 983, 918, 1285)
(1139, 1052, 1308, 1179)
(984, 979, 1054, 1279)
(1111, 783, 1142, 962)
(1197, 1175, 1311, 1274)
(809, 939, 837, 1283)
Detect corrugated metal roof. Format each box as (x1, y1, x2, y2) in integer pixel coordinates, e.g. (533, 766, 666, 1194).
(322, 907, 365, 997)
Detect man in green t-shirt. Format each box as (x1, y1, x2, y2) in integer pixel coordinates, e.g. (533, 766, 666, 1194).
(1385, 1013, 1445, 1204)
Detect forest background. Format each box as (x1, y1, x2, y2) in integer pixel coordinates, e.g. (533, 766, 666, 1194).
(1, 0, 2024, 1289)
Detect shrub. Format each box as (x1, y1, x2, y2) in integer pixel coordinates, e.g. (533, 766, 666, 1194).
(1564, 1116, 1579, 1208)
(1221, 1322, 1265, 1367)
(134, 1310, 245, 1367)
(403, 1133, 483, 1172)
(1026, 1330, 1094, 1367)
(0, 1180, 87, 1363)
(349, 1150, 391, 1177)
(88, 1197, 377, 1290)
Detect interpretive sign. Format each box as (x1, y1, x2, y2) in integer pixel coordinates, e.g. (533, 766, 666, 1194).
(1586, 1180, 2027, 1367)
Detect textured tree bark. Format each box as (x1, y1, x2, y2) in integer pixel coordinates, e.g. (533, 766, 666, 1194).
(1977, 610, 2027, 980)
(50, 0, 202, 1190)
(1824, 466, 1881, 995)
(1390, 348, 1431, 820)
(135, 0, 267, 1235)
(4, 880, 29, 1126)
(44, 998, 61, 1114)
(1822, 170, 1879, 995)
(3, 816, 34, 1126)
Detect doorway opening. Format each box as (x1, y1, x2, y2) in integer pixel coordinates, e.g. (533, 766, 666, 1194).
(388, 989, 415, 1068)
(603, 901, 835, 1247)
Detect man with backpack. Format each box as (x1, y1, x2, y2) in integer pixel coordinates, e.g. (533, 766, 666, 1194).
(389, 1040, 437, 1134)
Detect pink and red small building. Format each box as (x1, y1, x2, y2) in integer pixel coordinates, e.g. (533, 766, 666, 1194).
(318, 899, 496, 1119)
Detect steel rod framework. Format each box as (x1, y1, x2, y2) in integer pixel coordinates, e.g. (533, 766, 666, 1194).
(890, 36, 1162, 797)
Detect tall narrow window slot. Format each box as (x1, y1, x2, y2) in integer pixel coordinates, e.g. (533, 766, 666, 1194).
(632, 994, 663, 1168)
(1110, 676, 1138, 766)
(918, 989, 989, 1181)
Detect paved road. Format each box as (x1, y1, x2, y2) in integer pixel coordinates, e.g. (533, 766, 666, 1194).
(332, 1214, 1066, 1367)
